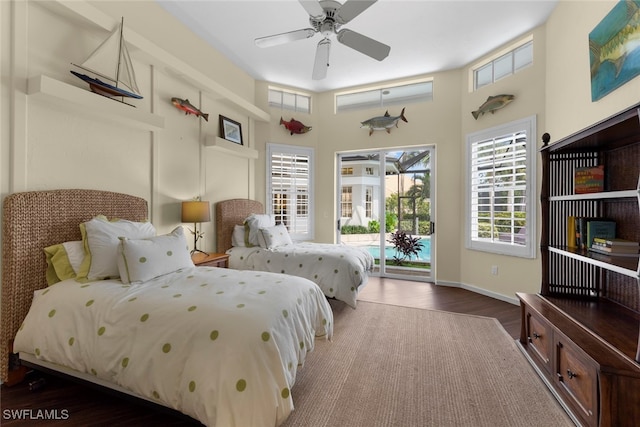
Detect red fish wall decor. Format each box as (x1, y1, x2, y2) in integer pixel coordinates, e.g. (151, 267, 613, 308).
(171, 97, 209, 121)
(280, 117, 312, 135)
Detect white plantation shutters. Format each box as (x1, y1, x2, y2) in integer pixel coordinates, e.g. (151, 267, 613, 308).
(267, 144, 314, 240)
(466, 117, 536, 258)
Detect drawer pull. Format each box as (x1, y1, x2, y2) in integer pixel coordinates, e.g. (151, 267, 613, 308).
(566, 369, 577, 379)
(532, 332, 541, 339)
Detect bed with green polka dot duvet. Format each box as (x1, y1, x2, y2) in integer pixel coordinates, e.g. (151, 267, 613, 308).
(227, 242, 374, 309)
(13, 266, 333, 426)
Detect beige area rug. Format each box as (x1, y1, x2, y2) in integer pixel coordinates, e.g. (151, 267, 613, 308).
(281, 300, 574, 427)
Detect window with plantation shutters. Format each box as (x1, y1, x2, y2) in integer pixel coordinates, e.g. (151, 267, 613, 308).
(465, 116, 536, 258)
(267, 143, 314, 240)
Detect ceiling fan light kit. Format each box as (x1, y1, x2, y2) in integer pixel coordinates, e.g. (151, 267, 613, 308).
(255, 0, 390, 80)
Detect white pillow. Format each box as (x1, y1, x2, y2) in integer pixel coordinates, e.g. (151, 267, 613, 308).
(231, 224, 246, 247)
(77, 216, 156, 282)
(118, 226, 194, 284)
(260, 224, 293, 249)
(244, 214, 275, 247)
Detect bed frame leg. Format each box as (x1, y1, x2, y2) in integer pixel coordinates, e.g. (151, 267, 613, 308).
(5, 347, 29, 386)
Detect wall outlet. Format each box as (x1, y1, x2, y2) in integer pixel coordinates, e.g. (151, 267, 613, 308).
(491, 265, 498, 275)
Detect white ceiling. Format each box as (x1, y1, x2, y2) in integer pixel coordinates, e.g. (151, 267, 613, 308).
(157, 0, 558, 93)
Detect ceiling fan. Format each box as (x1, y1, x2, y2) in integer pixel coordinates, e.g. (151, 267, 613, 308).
(255, 0, 390, 80)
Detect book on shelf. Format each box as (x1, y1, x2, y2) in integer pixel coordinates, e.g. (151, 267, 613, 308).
(591, 242, 639, 252)
(586, 220, 616, 250)
(573, 217, 615, 250)
(592, 237, 640, 247)
(567, 216, 577, 248)
(589, 246, 640, 257)
(574, 165, 604, 194)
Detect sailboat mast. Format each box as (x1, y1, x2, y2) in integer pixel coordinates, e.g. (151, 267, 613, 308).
(115, 17, 124, 90)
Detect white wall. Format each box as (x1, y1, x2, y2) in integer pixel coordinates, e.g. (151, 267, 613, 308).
(1, 0, 262, 256)
(545, 0, 640, 138)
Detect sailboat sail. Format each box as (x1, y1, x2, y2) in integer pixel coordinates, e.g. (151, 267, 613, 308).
(71, 19, 143, 99)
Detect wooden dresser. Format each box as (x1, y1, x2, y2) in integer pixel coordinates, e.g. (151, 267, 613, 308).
(518, 102, 640, 427)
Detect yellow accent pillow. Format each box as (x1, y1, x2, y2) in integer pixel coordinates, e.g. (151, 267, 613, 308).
(43, 241, 84, 285)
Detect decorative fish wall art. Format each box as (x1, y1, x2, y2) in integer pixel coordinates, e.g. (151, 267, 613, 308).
(279, 117, 312, 135)
(360, 108, 408, 136)
(471, 94, 515, 120)
(171, 97, 209, 121)
(589, 0, 640, 101)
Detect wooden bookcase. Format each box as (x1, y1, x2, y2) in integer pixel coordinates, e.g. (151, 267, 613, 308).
(517, 102, 640, 427)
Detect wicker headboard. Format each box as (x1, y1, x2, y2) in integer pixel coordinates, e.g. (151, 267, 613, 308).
(215, 199, 264, 253)
(1, 189, 148, 382)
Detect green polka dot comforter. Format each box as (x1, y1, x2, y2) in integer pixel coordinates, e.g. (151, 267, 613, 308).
(227, 243, 375, 308)
(14, 267, 333, 427)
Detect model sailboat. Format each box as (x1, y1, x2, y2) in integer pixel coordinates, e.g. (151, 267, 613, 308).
(71, 18, 143, 100)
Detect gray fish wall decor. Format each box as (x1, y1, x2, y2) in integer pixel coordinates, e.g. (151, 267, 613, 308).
(360, 108, 408, 136)
(471, 94, 515, 120)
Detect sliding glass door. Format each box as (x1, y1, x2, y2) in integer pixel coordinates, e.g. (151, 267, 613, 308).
(337, 147, 435, 281)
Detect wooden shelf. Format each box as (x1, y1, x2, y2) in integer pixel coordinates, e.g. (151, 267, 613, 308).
(549, 246, 639, 278)
(205, 136, 258, 159)
(27, 75, 165, 131)
(550, 189, 638, 202)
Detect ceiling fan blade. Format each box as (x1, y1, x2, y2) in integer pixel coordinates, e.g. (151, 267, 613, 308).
(337, 28, 390, 61)
(255, 28, 316, 48)
(299, 0, 326, 20)
(312, 38, 331, 80)
(335, 0, 377, 24)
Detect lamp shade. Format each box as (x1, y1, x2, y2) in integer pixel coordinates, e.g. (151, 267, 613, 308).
(181, 201, 211, 223)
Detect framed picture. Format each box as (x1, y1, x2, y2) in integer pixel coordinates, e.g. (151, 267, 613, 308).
(589, 0, 640, 101)
(219, 115, 243, 145)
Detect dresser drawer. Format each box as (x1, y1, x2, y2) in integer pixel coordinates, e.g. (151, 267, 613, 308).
(555, 336, 598, 427)
(525, 309, 553, 374)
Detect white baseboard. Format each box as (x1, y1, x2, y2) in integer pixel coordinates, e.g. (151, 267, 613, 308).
(436, 280, 519, 306)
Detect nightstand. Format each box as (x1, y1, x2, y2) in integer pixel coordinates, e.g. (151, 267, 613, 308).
(191, 252, 229, 268)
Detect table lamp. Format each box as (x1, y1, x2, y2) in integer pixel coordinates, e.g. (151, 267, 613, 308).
(181, 200, 211, 255)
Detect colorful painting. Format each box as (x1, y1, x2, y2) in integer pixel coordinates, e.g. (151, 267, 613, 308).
(589, 0, 640, 101)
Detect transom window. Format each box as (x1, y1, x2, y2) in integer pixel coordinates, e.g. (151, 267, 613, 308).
(336, 80, 433, 113)
(465, 116, 536, 258)
(473, 39, 533, 90)
(268, 87, 311, 113)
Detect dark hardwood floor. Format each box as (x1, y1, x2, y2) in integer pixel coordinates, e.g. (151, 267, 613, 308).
(1, 278, 521, 426)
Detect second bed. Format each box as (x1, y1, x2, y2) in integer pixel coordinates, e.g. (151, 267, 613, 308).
(216, 199, 374, 308)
